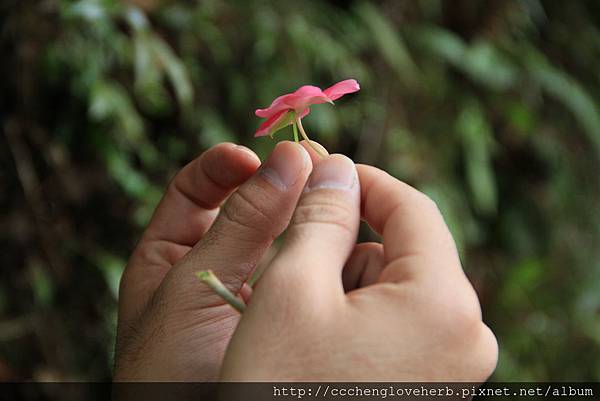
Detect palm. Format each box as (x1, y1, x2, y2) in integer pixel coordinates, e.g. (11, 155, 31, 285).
(114, 141, 322, 380)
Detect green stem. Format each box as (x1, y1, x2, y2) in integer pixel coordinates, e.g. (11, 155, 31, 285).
(292, 115, 299, 143)
(295, 116, 327, 158)
(196, 270, 246, 313)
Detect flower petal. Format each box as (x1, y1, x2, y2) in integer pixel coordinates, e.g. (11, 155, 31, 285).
(323, 79, 360, 101)
(254, 108, 311, 138)
(284, 85, 331, 112)
(255, 85, 332, 119)
(254, 109, 291, 137)
(255, 93, 295, 119)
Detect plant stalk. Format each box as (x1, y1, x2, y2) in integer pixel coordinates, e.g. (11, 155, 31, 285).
(292, 113, 299, 142)
(196, 270, 246, 313)
(295, 116, 327, 158)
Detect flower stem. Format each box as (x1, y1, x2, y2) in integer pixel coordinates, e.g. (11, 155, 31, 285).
(195, 270, 246, 313)
(292, 116, 300, 143)
(295, 116, 327, 158)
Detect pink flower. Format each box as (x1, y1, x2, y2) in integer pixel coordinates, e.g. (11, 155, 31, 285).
(254, 79, 360, 138)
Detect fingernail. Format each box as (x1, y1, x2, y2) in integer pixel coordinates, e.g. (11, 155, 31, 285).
(305, 154, 357, 191)
(301, 140, 329, 157)
(235, 145, 261, 164)
(260, 142, 309, 189)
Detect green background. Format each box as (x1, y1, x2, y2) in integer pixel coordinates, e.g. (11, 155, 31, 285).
(1, 0, 600, 381)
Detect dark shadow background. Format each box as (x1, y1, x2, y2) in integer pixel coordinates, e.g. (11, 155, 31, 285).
(1, 0, 600, 382)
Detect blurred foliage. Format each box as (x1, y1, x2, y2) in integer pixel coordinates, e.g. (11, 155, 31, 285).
(1, 0, 600, 381)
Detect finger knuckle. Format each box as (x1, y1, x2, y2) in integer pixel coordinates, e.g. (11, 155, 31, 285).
(451, 298, 482, 330)
(292, 195, 355, 235)
(475, 325, 499, 379)
(221, 189, 273, 235)
(168, 169, 216, 210)
(413, 191, 442, 216)
(427, 287, 483, 338)
(353, 242, 384, 267)
(355, 241, 382, 254)
(460, 324, 499, 381)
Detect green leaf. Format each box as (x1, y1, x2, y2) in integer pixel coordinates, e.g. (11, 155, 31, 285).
(505, 101, 536, 136)
(462, 40, 517, 90)
(268, 111, 295, 138)
(133, 33, 171, 114)
(30, 260, 54, 306)
(94, 251, 125, 300)
(457, 101, 498, 215)
(414, 25, 466, 66)
(150, 34, 194, 108)
(525, 50, 600, 158)
(501, 259, 543, 308)
(65, 0, 107, 22)
(125, 6, 149, 32)
(416, 27, 517, 90)
(89, 80, 144, 141)
(356, 2, 418, 85)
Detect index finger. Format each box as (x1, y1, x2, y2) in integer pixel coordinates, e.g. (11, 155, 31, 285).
(120, 143, 261, 321)
(142, 143, 261, 247)
(357, 164, 461, 282)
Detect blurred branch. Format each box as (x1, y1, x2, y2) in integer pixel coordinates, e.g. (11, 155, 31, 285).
(0, 316, 34, 342)
(4, 119, 67, 281)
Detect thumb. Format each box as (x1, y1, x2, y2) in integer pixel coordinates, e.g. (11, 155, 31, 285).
(158, 141, 313, 310)
(258, 154, 360, 304)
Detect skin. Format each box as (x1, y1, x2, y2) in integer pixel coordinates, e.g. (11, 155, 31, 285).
(114, 140, 498, 382)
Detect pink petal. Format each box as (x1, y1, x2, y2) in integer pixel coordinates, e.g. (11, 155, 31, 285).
(255, 85, 331, 119)
(255, 93, 295, 119)
(254, 109, 290, 137)
(323, 79, 360, 101)
(298, 107, 310, 118)
(254, 108, 311, 137)
(285, 85, 331, 112)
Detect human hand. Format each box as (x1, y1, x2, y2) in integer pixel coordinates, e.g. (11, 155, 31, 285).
(114, 140, 323, 381)
(221, 158, 498, 381)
